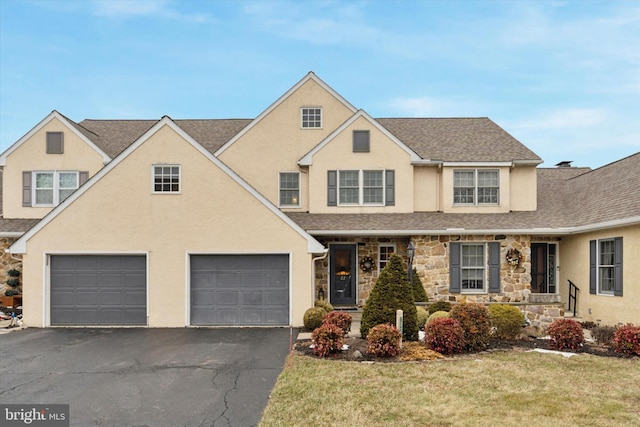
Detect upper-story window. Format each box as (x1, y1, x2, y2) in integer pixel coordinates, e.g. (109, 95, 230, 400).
(46, 132, 64, 154)
(279, 172, 300, 207)
(33, 171, 78, 206)
(353, 130, 370, 152)
(453, 169, 499, 205)
(153, 165, 181, 193)
(328, 169, 395, 207)
(301, 107, 322, 128)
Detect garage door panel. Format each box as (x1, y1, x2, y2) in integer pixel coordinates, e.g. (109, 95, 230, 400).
(190, 255, 289, 326)
(50, 255, 147, 326)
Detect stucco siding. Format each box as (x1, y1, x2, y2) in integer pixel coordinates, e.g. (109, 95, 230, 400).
(19, 124, 315, 327)
(510, 166, 537, 211)
(3, 117, 105, 219)
(414, 167, 439, 211)
(559, 225, 640, 325)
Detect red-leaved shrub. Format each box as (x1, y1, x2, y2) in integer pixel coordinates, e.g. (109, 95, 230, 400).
(311, 323, 344, 357)
(449, 303, 491, 351)
(613, 324, 640, 356)
(547, 318, 584, 351)
(366, 324, 402, 357)
(323, 311, 352, 336)
(424, 317, 465, 355)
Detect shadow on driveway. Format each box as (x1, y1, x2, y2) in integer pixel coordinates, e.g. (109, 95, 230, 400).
(0, 327, 296, 426)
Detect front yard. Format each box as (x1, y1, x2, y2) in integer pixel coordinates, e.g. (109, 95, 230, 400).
(260, 351, 640, 427)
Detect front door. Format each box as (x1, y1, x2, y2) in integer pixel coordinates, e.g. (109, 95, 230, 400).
(330, 244, 357, 305)
(531, 243, 557, 293)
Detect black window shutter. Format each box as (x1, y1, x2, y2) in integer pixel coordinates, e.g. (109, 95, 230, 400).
(488, 242, 501, 293)
(589, 240, 596, 294)
(614, 237, 623, 296)
(22, 171, 32, 207)
(327, 170, 337, 206)
(449, 242, 461, 293)
(79, 171, 89, 186)
(385, 170, 395, 206)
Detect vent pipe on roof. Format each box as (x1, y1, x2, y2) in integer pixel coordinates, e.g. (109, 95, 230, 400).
(555, 161, 573, 168)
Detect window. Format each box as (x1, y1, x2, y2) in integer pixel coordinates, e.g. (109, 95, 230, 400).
(301, 107, 322, 128)
(328, 170, 394, 207)
(453, 169, 499, 205)
(378, 244, 396, 272)
(153, 165, 180, 193)
(33, 171, 78, 206)
(461, 244, 485, 291)
(449, 242, 501, 294)
(590, 237, 623, 296)
(279, 172, 300, 207)
(46, 132, 64, 154)
(353, 131, 370, 152)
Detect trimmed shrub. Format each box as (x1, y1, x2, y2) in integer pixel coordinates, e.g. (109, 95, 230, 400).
(427, 310, 450, 324)
(311, 323, 344, 358)
(322, 311, 352, 336)
(427, 300, 451, 315)
(613, 324, 640, 356)
(360, 254, 419, 341)
(547, 318, 584, 351)
(411, 269, 428, 302)
(450, 303, 492, 352)
(488, 304, 525, 340)
(424, 317, 465, 355)
(366, 324, 402, 357)
(416, 306, 429, 329)
(314, 299, 333, 313)
(591, 325, 618, 346)
(303, 307, 327, 331)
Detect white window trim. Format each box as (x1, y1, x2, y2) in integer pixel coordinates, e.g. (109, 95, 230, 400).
(300, 107, 323, 129)
(596, 238, 615, 296)
(460, 242, 488, 294)
(378, 243, 396, 274)
(151, 164, 181, 194)
(337, 169, 385, 206)
(278, 171, 301, 207)
(453, 169, 500, 206)
(32, 170, 79, 207)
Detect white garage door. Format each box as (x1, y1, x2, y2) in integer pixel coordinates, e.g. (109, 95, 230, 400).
(190, 254, 289, 326)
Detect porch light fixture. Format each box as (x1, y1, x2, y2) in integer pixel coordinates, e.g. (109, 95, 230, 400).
(407, 241, 415, 286)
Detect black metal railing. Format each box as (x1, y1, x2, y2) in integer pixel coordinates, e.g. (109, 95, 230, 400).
(568, 280, 579, 317)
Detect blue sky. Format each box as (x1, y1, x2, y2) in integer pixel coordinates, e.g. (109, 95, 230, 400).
(1, 0, 638, 168)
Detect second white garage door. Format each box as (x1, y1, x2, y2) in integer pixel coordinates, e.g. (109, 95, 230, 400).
(190, 254, 289, 326)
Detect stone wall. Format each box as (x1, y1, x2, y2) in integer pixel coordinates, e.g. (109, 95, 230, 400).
(0, 237, 22, 296)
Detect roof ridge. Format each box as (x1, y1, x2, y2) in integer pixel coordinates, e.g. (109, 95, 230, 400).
(567, 151, 640, 181)
(376, 117, 490, 120)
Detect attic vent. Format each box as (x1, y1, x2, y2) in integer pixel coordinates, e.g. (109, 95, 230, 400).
(555, 161, 573, 168)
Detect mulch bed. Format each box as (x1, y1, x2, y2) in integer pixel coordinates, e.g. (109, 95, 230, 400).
(293, 335, 633, 362)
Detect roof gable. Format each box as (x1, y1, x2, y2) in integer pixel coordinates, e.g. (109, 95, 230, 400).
(215, 72, 358, 156)
(0, 111, 111, 166)
(9, 116, 325, 254)
(298, 110, 421, 166)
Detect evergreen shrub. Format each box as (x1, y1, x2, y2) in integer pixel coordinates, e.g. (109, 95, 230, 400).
(411, 269, 428, 302)
(547, 318, 584, 351)
(366, 324, 402, 357)
(424, 317, 465, 355)
(450, 303, 492, 352)
(427, 300, 451, 314)
(416, 306, 429, 329)
(303, 307, 327, 331)
(488, 304, 525, 340)
(360, 254, 418, 341)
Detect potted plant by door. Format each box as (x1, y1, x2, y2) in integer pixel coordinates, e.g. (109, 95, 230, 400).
(1, 269, 22, 308)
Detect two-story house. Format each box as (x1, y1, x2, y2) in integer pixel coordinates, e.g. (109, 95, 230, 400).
(1, 72, 638, 328)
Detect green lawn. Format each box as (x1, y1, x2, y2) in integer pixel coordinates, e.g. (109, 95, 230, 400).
(260, 351, 640, 427)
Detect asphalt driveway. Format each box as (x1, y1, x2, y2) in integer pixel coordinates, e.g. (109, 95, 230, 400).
(0, 327, 295, 427)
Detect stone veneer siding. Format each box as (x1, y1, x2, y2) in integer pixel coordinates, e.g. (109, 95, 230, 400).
(0, 237, 22, 296)
(314, 234, 564, 327)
